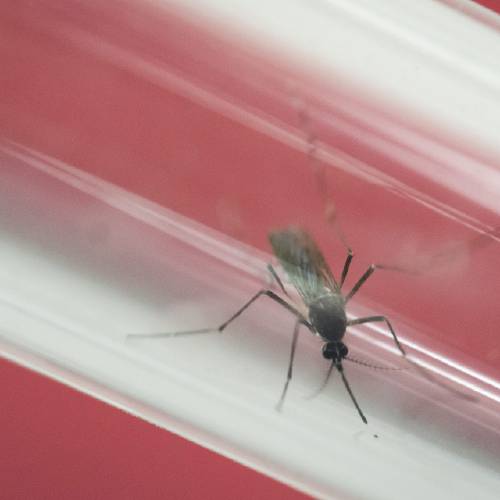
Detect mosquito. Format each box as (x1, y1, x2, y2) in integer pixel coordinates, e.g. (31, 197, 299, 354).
(128, 225, 406, 424)
(266, 226, 405, 424)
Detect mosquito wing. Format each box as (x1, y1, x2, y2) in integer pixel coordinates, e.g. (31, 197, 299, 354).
(269, 227, 339, 304)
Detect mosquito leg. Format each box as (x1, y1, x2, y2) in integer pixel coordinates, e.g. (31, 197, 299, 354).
(218, 290, 307, 332)
(394, 224, 500, 276)
(343, 260, 423, 301)
(340, 248, 354, 289)
(305, 359, 335, 400)
(345, 225, 500, 280)
(344, 264, 379, 303)
(127, 289, 309, 340)
(267, 263, 290, 297)
(347, 315, 406, 357)
(336, 361, 367, 424)
(276, 319, 304, 411)
(295, 101, 351, 254)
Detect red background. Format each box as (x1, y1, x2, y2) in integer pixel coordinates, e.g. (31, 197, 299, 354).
(0, 359, 308, 499)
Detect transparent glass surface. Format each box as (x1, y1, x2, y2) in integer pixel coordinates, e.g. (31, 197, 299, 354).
(1, 1, 500, 499)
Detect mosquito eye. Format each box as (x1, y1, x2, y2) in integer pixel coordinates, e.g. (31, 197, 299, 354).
(322, 342, 348, 360)
(322, 344, 335, 359)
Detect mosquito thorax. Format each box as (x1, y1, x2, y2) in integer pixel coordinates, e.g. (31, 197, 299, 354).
(322, 341, 348, 361)
(309, 293, 347, 342)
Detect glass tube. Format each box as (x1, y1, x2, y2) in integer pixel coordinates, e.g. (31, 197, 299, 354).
(1, 1, 499, 498)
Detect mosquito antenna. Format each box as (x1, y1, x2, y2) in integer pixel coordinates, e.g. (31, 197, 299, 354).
(345, 355, 405, 371)
(126, 328, 216, 340)
(336, 362, 368, 424)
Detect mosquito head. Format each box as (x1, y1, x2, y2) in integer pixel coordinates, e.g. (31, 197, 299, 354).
(309, 294, 347, 342)
(322, 341, 348, 362)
